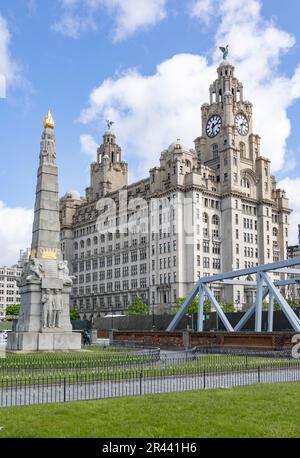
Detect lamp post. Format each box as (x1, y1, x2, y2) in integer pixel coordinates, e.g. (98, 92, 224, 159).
(152, 301, 155, 329)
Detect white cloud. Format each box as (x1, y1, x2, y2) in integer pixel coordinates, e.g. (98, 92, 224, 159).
(0, 15, 21, 97)
(80, 133, 98, 158)
(53, 0, 167, 41)
(52, 12, 96, 39)
(79, 0, 300, 184)
(101, 0, 167, 42)
(189, 0, 216, 25)
(0, 202, 33, 266)
(277, 178, 300, 245)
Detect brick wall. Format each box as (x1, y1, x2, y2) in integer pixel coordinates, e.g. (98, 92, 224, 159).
(111, 330, 297, 350)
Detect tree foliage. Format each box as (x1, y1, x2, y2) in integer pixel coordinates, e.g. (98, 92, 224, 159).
(127, 295, 149, 315)
(173, 297, 211, 315)
(221, 303, 235, 313)
(5, 303, 20, 318)
(70, 308, 79, 320)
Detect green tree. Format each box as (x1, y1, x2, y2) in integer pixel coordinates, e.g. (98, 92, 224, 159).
(70, 308, 79, 320)
(173, 297, 211, 315)
(127, 295, 149, 315)
(221, 303, 235, 313)
(5, 303, 20, 318)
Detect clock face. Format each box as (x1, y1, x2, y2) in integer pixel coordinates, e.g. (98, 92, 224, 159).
(206, 115, 222, 138)
(235, 113, 249, 136)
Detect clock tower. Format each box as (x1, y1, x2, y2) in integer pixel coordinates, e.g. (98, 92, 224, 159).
(194, 58, 290, 305)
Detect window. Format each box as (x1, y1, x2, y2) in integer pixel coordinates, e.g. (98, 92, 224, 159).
(212, 143, 218, 158)
(239, 142, 245, 157)
(213, 258, 220, 269)
(212, 214, 219, 225)
(212, 229, 219, 238)
(203, 257, 210, 269)
(235, 214, 239, 225)
(203, 213, 208, 224)
(212, 242, 220, 254)
(241, 177, 250, 188)
(203, 240, 210, 253)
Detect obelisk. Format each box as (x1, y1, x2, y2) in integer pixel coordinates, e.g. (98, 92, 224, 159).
(7, 112, 81, 351)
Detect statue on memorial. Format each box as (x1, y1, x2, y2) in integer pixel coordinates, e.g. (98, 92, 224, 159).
(41, 288, 53, 328)
(26, 258, 44, 283)
(52, 289, 63, 328)
(58, 260, 73, 286)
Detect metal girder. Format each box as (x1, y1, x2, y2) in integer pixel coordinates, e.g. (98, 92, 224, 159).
(167, 257, 300, 332)
(271, 268, 300, 274)
(191, 257, 300, 285)
(166, 282, 199, 332)
(255, 274, 264, 332)
(234, 288, 269, 331)
(261, 272, 300, 332)
(197, 285, 204, 332)
(203, 285, 234, 332)
(218, 278, 300, 286)
(275, 278, 300, 286)
(268, 293, 274, 332)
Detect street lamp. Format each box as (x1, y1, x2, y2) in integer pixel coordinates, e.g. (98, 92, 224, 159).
(111, 307, 114, 330)
(152, 301, 155, 329)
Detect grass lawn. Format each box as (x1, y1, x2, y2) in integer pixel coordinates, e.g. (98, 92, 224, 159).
(0, 382, 299, 438)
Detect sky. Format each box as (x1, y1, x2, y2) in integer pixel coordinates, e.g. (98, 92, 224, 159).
(1, 0, 300, 265)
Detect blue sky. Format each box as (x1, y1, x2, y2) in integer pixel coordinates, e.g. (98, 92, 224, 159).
(1, 0, 300, 264)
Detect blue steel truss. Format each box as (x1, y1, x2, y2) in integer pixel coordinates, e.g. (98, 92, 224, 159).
(167, 257, 300, 332)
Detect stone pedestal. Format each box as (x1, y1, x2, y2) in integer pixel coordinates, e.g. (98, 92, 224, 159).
(7, 331, 81, 352)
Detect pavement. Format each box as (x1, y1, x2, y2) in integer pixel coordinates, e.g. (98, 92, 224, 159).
(1, 366, 299, 407)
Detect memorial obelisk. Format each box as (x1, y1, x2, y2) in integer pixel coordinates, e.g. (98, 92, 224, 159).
(7, 112, 81, 351)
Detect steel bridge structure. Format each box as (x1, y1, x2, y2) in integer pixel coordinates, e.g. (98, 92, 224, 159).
(167, 257, 300, 333)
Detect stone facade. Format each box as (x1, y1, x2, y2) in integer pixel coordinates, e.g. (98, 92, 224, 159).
(0, 266, 22, 318)
(60, 61, 291, 319)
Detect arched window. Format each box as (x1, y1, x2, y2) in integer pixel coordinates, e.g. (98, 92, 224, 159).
(273, 227, 278, 237)
(185, 160, 191, 170)
(203, 213, 208, 224)
(212, 214, 219, 225)
(241, 177, 250, 189)
(80, 240, 84, 249)
(93, 236, 98, 244)
(87, 238, 91, 247)
(74, 242, 78, 250)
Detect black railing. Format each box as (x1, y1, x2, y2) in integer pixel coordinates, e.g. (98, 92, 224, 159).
(1, 356, 300, 407)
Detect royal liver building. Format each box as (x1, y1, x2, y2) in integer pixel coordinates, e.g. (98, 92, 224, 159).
(60, 58, 291, 319)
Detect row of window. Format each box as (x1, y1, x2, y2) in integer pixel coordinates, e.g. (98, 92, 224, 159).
(74, 278, 148, 295)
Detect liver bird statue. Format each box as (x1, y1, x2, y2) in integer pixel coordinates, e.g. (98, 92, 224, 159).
(219, 45, 229, 60)
(106, 120, 114, 130)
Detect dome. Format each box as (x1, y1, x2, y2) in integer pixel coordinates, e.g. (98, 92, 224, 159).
(103, 154, 109, 160)
(201, 102, 209, 108)
(224, 90, 232, 97)
(168, 140, 186, 153)
(65, 190, 81, 200)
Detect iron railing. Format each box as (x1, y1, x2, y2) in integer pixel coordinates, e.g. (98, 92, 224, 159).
(1, 355, 299, 407)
